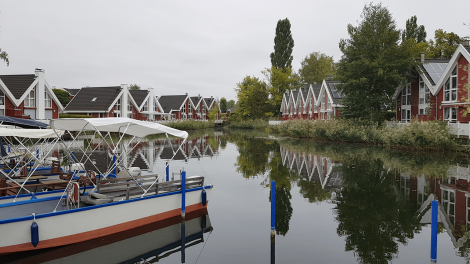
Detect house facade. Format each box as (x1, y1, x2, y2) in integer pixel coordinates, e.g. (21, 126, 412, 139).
(396, 43, 470, 123)
(316, 80, 344, 120)
(0, 69, 64, 120)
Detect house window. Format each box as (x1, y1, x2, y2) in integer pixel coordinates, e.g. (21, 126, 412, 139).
(114, 99, 121, 110)
(99, 113, 104, 118)
(45, 92, 52, 108)
(402, 84, 411, 106)
(444, 107, 457, 122)
(442, 189, 455, 224)
(25, 90, 35, 107)
(142, 101, 148, 112)
(114, 112, 120, 117)
(0, 91, 4, 106)
(128, 102, 133, 118)
(419, 107, 427, 115)
(188, 103, 192, 119)
(401, 109, 411, 122)
(419, 76, 430, 104)
(444, 66, 458, 101)
(172, 114, 176, 120)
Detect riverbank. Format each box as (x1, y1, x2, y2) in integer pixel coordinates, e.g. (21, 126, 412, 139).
(227, 119, 468, 152)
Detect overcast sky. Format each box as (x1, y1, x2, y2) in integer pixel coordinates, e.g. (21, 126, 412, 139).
(0, 1, 468, 101)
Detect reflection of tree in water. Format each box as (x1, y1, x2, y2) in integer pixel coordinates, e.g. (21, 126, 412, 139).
(228, 132, 295, 236)
(298, 179, 331, 203)
(335, 158, 419, 264)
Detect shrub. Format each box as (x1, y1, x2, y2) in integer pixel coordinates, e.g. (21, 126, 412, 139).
(164, 120, 214, 130)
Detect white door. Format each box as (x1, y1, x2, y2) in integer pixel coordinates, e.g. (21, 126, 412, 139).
(45, 110, 53, 119)
(24, 109, 36, 119)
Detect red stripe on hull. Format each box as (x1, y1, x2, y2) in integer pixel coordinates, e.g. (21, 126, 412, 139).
(0, 201, 208, 254)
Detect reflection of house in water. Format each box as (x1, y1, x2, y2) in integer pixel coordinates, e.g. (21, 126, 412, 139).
(396, 165, 470, 249)
(280, 146, 342, 190)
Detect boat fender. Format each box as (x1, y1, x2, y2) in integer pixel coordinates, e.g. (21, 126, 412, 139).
(201, 189, 207, 206)
(31, 213, 39, 248)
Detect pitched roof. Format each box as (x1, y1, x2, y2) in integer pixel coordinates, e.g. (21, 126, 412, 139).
(204, 97, 215, 108)
(158, 95, 187, 113)
(0, 74, 36, 100)
(300, 84, 309, 99)
(65, 86, 122, 112)
(63, 88, 81, 96)
(129, 90, 149, 108)
(418, 58, 450, 85)
(325, 81, 343, 105)
(190, 96, 203, 107)
(311, 84, 322, 99)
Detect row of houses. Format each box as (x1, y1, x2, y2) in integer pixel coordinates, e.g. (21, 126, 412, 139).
(0, 69, 218, 121)
(281, 42, 470, 123)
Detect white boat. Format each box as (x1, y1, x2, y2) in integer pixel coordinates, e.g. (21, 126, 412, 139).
(0, 118, 212, 254)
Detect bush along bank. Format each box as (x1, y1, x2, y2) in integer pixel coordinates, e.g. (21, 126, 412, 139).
(270, 119, 456, 151)
(163, 120, 215, 130)
(226, 119, 269, 130)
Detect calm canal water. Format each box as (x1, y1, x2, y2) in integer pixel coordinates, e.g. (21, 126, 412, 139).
(6, 129, 470, 264)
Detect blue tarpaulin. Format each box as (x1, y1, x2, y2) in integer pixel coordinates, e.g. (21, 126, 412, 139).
(0, 116, 48, 129)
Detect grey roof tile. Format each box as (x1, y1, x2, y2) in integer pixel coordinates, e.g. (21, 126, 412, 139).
(0, 74, 36, 100)
(158, 95, 187, 113)
(63, 88, 81, 96)
(65, 86, 122, 112)
(129, 90, 149, 108)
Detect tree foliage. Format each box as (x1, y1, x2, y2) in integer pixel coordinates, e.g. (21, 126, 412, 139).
(130, 84, 140, 90)
(234, 76, 270, 120)
(401, 16, 426, 43)
(208, 100, 219, 120)
(220, 97, 227, 113)
(270, 18, 294, 69)
(299, 52, 336, 84)
(337, 3, 416, 124)
(428, 29, 464, 58)
(227, 100, 235, 109)
(263, 67, 299, 116)
(53, 88, 71, 107)
(0, 49, 9, 66)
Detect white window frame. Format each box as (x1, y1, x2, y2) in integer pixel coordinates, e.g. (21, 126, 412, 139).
(442, 188, 455, 224)
(401, 109, 411, 122)
(142, 101, 148, 112)
(444, 66, 458, 102)
(115, 99, 121, 110)
(127, 102, 133, 118)
(25, 89, 35, 107)
(402, 84, 411, 106)
(0, 91, 4, 106)
(444, 107, 457, 122)
(45, 92, 52, 108)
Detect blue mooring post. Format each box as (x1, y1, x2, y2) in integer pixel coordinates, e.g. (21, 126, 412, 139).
(113, 155, 117, 175)
(431, 200, 438, 263)
(181, 170, 186, 221)
(71, 151, 75, 162)
(166, 161, 169, 182)
(8, 144, 10, 153)
(181, 221, 186, 264)
(36, 149, 39, 160)
(271, 180, 276, 237)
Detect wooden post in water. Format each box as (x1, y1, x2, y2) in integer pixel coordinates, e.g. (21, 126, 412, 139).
(271, 180, 276, 237)
(431, 200, 438, 263)
(181, 170, 186, 221)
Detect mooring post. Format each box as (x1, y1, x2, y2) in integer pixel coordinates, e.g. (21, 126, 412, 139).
(431, 200, 438, 263)
(181, 220, 186, 264)
(181, 170, 186, 221)
(36, 149, 39, 160)
(271, 180, 276, 237)
(166, 161, 169, 182)
(8, 144, 10, 153)
(113, 155, 117, 175)
(72, 151, 75, 162)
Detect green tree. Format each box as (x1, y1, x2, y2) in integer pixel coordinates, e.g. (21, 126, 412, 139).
(208, 100, 220, 120)
(270, 18, 294, 69)
(227, 100, 235, 109)
(401, 16, 426, 43)
(299, 52, 336, 84)
(337, 3, 416, 124)
(53, 88, 71, 107)
(428, 29, 464, 58)
(263, 67, 299, 116)
(0, 49, 8, 66)
(130, 84, 140, 90)
(234, 76, 269, 120)
(220, 97, 227, 113)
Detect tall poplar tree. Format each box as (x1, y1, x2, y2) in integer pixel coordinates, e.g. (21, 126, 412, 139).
(270, 18, 294, 69)
(401, 16, 427, 43)
(337, 3, 415, 124)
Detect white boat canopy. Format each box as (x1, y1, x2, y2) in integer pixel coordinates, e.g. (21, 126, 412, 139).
(50, 118, 188, 139)
(0, 128, 65, 138)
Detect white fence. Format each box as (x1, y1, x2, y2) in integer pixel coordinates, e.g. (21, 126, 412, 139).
(386, 121, 470, 137)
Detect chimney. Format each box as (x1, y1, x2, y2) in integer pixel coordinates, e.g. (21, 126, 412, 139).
(121, 84, 128, 90)
(198, 94, 200, 98)
(185, 93, 188, 96)
(421, 53, 425, 63)
(462, 39, 470, 47)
